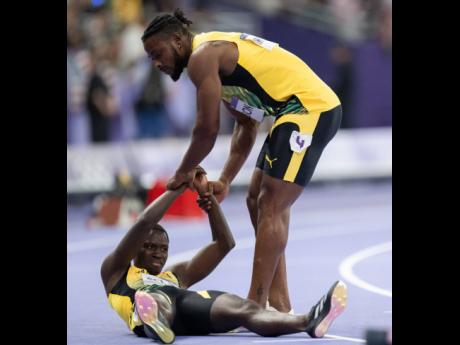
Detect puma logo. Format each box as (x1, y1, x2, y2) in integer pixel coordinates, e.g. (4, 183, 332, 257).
(265, 154, 278, 168)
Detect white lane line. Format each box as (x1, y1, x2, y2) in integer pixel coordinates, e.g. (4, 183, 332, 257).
(165, 221, 388, 266)
(339, 241, 392, 298)
(68, 210, 389, 255)
(67, 201, 389, 254)
(325, 334, 366, 343)
(252, 339, 336, 343)
(252, 334, 365, 343)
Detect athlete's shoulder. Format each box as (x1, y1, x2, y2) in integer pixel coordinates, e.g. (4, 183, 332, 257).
(157, 270, 180, 286)
(192, 31, 240, 50)
(193, 31, 238, 39)
(130, 264, 146, 273)
(188, 43, 221, 81)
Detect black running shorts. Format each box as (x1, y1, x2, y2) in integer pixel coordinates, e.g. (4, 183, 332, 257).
(256, 105, 342, 186)
(157, 286, 226, 335)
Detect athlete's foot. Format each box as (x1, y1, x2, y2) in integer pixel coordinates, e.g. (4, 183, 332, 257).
(134, 290, 176, 344)
(305, 280, 348, 338)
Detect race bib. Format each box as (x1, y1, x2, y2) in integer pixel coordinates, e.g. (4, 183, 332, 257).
(240, 33, 278, 51)
(141, 273, 178, 287)
(230, 96, 264, 122)
(289, 131, 312, 153)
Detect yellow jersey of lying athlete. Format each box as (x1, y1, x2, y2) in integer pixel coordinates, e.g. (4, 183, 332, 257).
(191, 31, 340, 121)
(107, 265, 179, 334)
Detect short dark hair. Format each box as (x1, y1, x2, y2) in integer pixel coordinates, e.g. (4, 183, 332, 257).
(151, 223, 169, 242)
(142, 8, 193, 42)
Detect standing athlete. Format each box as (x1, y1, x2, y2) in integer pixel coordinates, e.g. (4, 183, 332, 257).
(142, 9, 343, 314)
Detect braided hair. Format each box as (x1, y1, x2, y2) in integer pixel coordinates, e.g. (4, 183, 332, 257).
(142, 8, 193, 42)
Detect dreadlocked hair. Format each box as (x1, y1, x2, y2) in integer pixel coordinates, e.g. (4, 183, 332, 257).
(142, 8, 193, 42)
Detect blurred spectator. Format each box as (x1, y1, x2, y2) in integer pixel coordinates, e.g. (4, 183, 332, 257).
(111, 59, 145, 141)
(135, 64, 171, 138)
(68, 49, 92, 145)
(378, 0, 392, 51)
(116, 5, 145, 70)
(112, 0, 142, 24)
(85, 49, 117, 142)
(252, 0, 282, 16)
(68, 0, 392, 145)
(330, 42, 355, 128)
(150, 0, 182, 12)
(329, 0, 365, 42)
(110, 11, 147, 142)
(163, 70, 197, 136)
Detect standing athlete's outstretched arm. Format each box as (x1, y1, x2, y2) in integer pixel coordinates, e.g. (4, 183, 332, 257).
(211, 108, 259, 202)
(166, 44, 222, 190)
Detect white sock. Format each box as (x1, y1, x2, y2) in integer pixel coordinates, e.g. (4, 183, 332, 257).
(266, 301, 295, 314)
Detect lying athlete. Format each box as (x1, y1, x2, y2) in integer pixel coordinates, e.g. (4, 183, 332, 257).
(101, 167, 347, 343)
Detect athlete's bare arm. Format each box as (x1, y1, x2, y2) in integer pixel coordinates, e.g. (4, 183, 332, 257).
(166, 41, 239, 190)
(166, 191, 235, 289)
(212, 104, 259, 202)
(101, 184, 188, 295)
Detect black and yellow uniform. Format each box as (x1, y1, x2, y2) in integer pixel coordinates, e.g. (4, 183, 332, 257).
(192, 32, 342, 186)
(147, 285, 225, 335)
(108, 265, 225, 336)
(108, 265, 180, 336)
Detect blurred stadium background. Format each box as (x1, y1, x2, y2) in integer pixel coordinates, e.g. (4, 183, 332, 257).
(67, 0, 391, 343)
(67, 0, 391, 200)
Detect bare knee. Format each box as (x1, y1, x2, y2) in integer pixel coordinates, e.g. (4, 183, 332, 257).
(248, 169, 263, 204)
(247, 173, 261, 205)
(256, 195, 287, 247)
(246, 193, 257, 213)
(257, 189, 275, 214)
